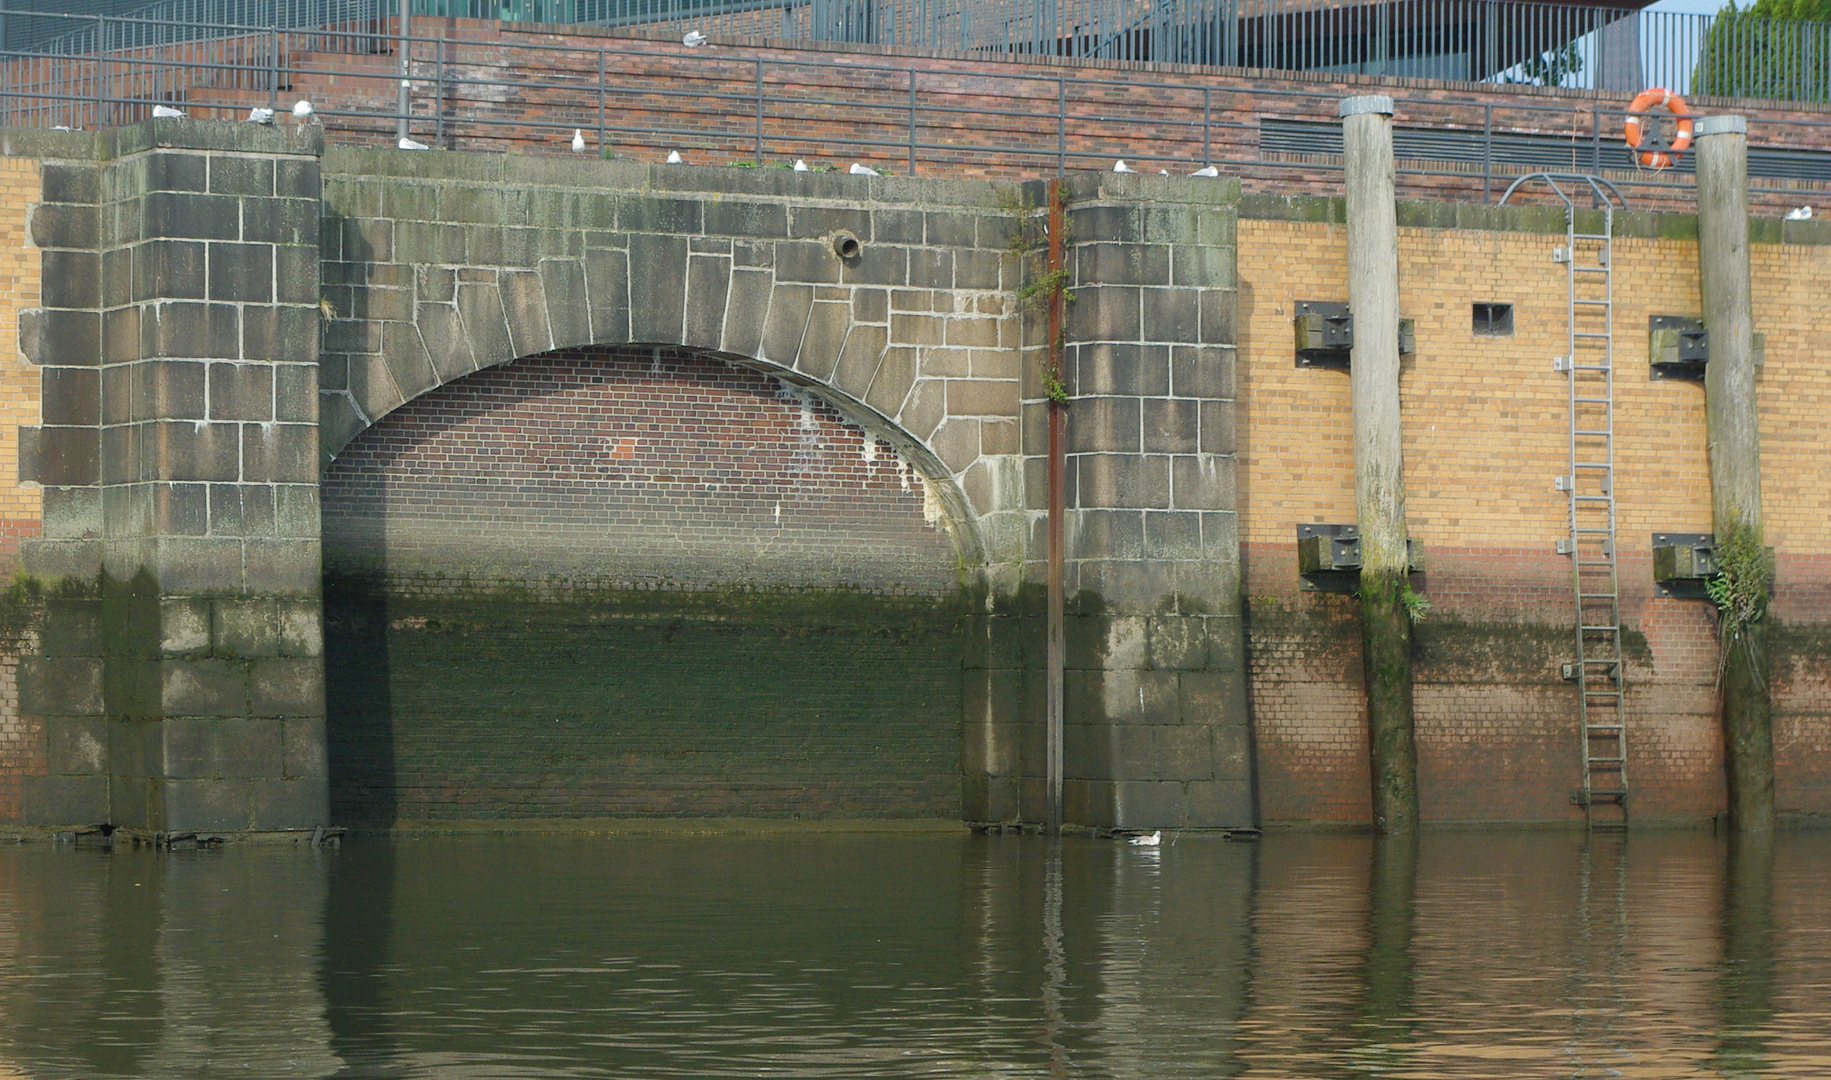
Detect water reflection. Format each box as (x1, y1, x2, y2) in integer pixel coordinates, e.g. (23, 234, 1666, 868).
(0, 832, 1827, 1078)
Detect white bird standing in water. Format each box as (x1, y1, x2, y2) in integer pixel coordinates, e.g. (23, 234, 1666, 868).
(1112, 159, 1135, 173)
(571, 129, 586, 153)
(1129, 830, 1162, 846)
(1785, 205, 1813, 220)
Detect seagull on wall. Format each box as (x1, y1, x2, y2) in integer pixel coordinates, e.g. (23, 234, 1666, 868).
(398, 136, 429, 150)
(292, 99, 315, 121)
(572, 129, 586, 153)
(666, 150, 685, 164)
(1785, 205, 1813, 220)
(1112, 159, 1134, 173)
(1128, 830, 1162, 846)
(1190, 165, 1219, 177)
(152, 105, 185, 118)
(793, 159, 810, 171)
(849, 162, 879, 176)
(682, 30, 708, 46)
(247, 107, 274, 124)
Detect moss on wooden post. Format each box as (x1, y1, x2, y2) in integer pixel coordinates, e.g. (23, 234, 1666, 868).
(1696, 116, 1774, 833)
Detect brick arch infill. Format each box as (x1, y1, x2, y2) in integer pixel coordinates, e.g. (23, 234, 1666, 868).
(318, 264, 987, 567)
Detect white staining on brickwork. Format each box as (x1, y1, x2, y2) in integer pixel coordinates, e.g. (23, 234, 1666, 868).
(895, 456, 913, 492)
(861, 433, 879, 466)
(921, 478, 944, 527)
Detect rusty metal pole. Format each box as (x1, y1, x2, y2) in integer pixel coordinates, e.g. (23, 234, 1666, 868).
(1046, 177, 1066, 836)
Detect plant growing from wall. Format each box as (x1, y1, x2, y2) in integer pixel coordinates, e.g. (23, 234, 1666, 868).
(1709, 520, 1773, 686)
(996, 186, 1072, 406)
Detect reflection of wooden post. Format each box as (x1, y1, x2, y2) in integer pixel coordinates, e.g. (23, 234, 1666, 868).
(1361, 834, 1417, 1034)
(1696, 115, 1774, 834)
(1719, 831, 1774, 1074)
(1342, 95, 1417, 834)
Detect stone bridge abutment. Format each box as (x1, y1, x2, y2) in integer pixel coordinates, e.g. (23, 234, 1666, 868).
(6, 119, 1252, 834)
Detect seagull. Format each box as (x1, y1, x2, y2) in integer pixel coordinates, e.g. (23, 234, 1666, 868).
(1128, 830, 1162, 846)
(571, 129, 586, 153)
(793, 158, 810, 171)
(682, 30, 708, 46)
(292, 99, 314, 121)
(398, 136, 429, 150)
(1785, 205, 1813, 220)
(247, 107, 274, 124)
(666, 150, 684, 164)
(1112, 159, 1134, 173)
(1190, 165, 1219, 177)
(152, 105, 185, 119)
(849, 162, 879, 176)
(1158, 168, 1169, 175)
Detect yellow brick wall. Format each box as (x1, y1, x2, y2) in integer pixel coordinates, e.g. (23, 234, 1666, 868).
(0, 157, 40, 541)
(1238, 218, 1831, 560)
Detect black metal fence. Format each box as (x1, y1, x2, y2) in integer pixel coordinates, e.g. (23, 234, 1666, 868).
(2, 8, 1828, 211)
(11, 0, 1831, 100)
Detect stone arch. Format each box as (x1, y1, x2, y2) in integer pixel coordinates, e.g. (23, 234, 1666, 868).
(319, 251, 992, 570)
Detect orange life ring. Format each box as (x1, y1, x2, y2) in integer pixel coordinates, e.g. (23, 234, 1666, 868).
(1623, 87, 1694, 169)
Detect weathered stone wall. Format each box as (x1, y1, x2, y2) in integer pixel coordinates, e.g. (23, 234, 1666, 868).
(972, 171, 1251, 830)
(1236, 197, 1831, 825)
(6, 120, 328, 834)
(316, 152, 1253, 830)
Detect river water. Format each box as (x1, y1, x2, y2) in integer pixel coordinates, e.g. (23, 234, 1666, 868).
(0, 829, 1827, 1078)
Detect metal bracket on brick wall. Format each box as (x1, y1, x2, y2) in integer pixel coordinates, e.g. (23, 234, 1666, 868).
(1652, 531, 1717, 598)
(1296, 524, 1426, 592)
(1292, 301, 1414, 367)
(1649, 315, 1766, 381)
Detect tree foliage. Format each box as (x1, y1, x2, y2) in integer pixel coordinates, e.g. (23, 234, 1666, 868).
(1693, 0, 1831, 102)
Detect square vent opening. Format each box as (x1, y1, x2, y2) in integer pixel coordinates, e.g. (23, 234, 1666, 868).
(1473, 302, 1514, 336)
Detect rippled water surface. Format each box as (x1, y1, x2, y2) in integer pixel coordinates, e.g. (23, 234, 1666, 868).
(1, 830, 1829, 1078)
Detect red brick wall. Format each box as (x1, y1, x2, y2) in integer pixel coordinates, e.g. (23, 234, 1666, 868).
(146, 20, 1831, 211)
(319, 346, 969, 821)
(323, 346, 960, 595)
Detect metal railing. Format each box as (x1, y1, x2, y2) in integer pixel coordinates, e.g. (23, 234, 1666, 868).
(11, 0, 1831, 101)
(1, 9, 1828, 212)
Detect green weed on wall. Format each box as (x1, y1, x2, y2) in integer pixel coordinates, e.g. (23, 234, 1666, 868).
(325, 576, 968, 823)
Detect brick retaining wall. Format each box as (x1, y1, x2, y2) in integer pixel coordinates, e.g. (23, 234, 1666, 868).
(321, 346, 967, 820)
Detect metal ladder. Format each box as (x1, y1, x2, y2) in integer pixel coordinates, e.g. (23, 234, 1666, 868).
(1501, 174, 1633, 830)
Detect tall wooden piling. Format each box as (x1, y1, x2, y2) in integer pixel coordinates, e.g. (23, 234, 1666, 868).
(1342, 95, 1418, 833)
(1696, 115, 1774, 833)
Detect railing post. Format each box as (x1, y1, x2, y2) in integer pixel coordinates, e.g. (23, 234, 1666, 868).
(94, 14, 103, 129)
(1056, 76, 1066, 174)
(396, 0, 410, 145)
(1482, 102, 1492, 203)
(598, 48, 607, 156)
(907, 68, 916, 176)
(1203, 86, 1212, 167)
(268, 24, 279, 114)
(755, 58, 764, 164)
(436, 37, 445, 148)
